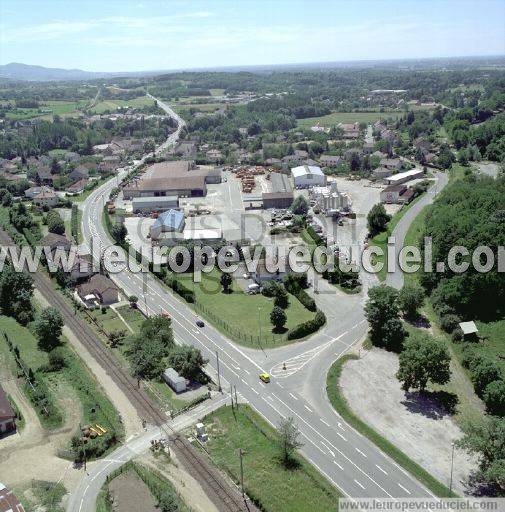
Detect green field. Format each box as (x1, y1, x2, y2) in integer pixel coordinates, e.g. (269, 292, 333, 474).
(90, 96, 155, 114)
(173, 268, 317, 347)
(5, 100, 89, 121)
(199, 405, 342, 512)
(297, 111, 402, 129)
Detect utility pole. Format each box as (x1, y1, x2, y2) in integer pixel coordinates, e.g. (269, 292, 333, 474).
(230, 383, 234, 409)
(234, 385, 239, 409)
(449, 441, 455, 492)
(237, 448, 245, 498)
(257, 307, 262, 345)
(215, 350, 222, 392)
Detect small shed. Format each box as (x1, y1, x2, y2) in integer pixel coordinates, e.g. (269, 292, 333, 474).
(162, 368, 186, 393)
(459, 321, 479, 339)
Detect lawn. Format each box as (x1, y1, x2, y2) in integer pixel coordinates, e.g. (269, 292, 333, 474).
(5, 100, 89, 121)
(326, 355, 456, 498)
(90, 96, 155, 114)
(297, 111, 402, 129)
(199, 405, 342, 512)
(402, 205, 429, 286)
(172, 268, 317, 348)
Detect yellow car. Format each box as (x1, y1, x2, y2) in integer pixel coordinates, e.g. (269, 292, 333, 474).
(259, 373, 271, 383)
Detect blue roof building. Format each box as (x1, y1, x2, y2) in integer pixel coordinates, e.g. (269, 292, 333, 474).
(150, 209, 185, 239)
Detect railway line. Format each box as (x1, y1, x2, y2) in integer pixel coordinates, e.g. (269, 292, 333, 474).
(0, 228, 257, 512)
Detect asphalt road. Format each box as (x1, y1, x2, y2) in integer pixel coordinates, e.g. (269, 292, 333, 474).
(77, 95, 451, 505)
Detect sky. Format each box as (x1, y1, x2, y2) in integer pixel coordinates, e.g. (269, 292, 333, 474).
(1, 0, 504, 72)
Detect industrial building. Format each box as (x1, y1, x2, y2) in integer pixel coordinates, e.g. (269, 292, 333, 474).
(122, 160, 221, 199)
(384, 169, 424, 185)
(150, 209, 186, 239)
(309, 182, 351, 215)
(291, 165, 326, 188)
(262, 172, 294, 208)
(380, 184, 415, 204)
(132, 195, 179, 213)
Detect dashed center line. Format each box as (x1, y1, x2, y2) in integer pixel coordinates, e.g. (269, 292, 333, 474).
(355, 447, 367, 457)
(320, 418, 330, 427)
(304, 405, 313, 412)
(398, 483, 411, 494)
(289, 393, 298, 401)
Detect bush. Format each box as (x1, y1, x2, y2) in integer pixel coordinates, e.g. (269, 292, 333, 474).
(284, 274, 316, 311)
(471, 360, 502, 396)
(261, 280, 281, 297)
(483, 380, 505, 416)
(164, 276, 195, 303)
(451, 327, 464, 342)
(440, 314, 461, 333)
(287, 309, 326, 340)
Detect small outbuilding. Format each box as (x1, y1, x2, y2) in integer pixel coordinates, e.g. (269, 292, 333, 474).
(459, 321, 479, 339)
(162, 368, 187, 393)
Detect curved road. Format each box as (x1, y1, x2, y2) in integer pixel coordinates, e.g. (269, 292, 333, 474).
(75, 95, 449, 508)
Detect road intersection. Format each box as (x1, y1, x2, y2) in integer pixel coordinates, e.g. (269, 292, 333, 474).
(75, 94, 450, 508)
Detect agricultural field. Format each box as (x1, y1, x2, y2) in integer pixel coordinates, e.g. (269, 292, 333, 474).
(4, 99, 89, 120)
(90, 96, 156, 114)
(297, 110, 403, 128)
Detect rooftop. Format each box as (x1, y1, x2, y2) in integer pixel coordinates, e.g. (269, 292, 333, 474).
(291, 165, 323, 178)
(386, 169, 423, 182)
(153, 209, 185, 232)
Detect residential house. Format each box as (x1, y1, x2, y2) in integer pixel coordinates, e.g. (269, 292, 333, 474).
(66, 179, 88, 195)
(380, 158, 403, 171)
(206, 149, 223, 162)
(25, 186, 54, 199)
(77, 274, 119, 306)
(33, 189, 58, 207)
(338, 122, 360, 139)
(68, 166, 89, 183)
(35, 167, 53, 186)
(319, 155, 342, 167)
(362, 142, 375, 154)
(372, 167, 394, 180)
(380, 184, 415, 204)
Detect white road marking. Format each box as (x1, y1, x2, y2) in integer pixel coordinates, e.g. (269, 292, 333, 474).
(333, 460, 344, 470)
(337, 432, 347, 442)
(304, 405, 313, 412)
(320, 418, 330, 427)
(355, 447, 367, 457)
(398, 483, 411, 494)
(354, 479, 366, 490)
(376, 464, 388, 475)
(289, 392, 298, 401)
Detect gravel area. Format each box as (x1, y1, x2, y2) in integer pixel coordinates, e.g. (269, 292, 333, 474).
(340, 348, 478, 496)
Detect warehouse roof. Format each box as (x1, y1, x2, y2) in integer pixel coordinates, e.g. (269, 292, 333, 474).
(153, 209, 185, 232)
(291, 165, 323, 178)
(386, 169, 423, 183)
(124, 175, 206, 193)
(132, 195, 178, 205)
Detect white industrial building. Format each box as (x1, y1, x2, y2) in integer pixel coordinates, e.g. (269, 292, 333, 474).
(309, 182, 351, 215)
(291, 165, 326, 188)
(384, 169, 424, 185)
(163, 368, 186, 393)
(132, 195, 179, 213)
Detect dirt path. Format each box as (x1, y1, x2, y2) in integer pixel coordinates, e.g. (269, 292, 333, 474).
(340, 348, 478, 496)
(139, 452, 220, 512)
(34, 290, 142, 439)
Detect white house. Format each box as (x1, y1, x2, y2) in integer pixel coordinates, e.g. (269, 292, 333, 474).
(291, 165, 326, 188)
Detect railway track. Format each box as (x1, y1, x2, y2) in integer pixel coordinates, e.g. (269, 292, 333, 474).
(0, 229, 257, 512)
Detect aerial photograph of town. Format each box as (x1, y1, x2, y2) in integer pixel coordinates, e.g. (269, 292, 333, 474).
(0, 1, 504, 511)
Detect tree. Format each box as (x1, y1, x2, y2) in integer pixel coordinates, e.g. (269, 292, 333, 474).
(398, 284, 425, 319)
(143, 138, 156, 155)
(220, 272, 232, 294)
(158, 491, 180, 512)
(48, 347, 67, 371)
(34, 307, 64, 351)
(396, 333, 451, 392)
(274, 286, 289, 309)
(46, 210, 65, 235)
(0, 265, 34, 325)
(471, 360, 502, 396)
(108, 329, 127, 348)
(290, 195, 309, 215)
(483, 380, 505, 417)
(457, 416, 505, 494)
(367, 203, 390, 236)
(167, 345, 208, 381)
(364, 285, 406, 351)
(277, 417, 303, 466)
(270, 306, 287, 332)
(111, 223, 127, 244)
(128, 295, 138, 308)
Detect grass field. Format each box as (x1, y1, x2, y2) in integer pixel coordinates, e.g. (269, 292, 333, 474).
(5, 100, 89, 121)
(326, 354, 457, 498)
(199, 405, 342, 512)
(173, 267, 317, 347)
(297, 111, 402, 129)
(90, 96, 155, 114)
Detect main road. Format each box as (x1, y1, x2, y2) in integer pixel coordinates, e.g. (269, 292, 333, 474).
(79, 94, 449, 504)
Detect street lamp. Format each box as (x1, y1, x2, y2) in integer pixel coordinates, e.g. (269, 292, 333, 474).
(258, 307, 262, 344)
(449, 441, 455, 493)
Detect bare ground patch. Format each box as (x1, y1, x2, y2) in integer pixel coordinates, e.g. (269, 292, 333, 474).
(340, 348, 478, 496)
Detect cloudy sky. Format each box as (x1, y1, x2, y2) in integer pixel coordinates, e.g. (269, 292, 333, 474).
(1, 0, 504, 71)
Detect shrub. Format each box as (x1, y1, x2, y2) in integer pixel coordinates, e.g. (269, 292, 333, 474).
(287, 309, 326, 339)
(483, 380, 505, 416)
(440, 314, 461, 333)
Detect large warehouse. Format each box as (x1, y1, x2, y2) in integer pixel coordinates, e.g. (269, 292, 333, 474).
(122, 160, 221, 199)
(291, 165, 326, 188)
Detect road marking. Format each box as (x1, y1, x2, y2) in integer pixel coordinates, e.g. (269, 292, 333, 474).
(333, 460, 344, 470)
(289, 392, 298, 401)
(375, 464, 388, 475)
(398, 483, 411, 494)
(355, 447, 367, 457)
(337, 432, 347, 442)
(250, 388, 259, 395)
(320, 418, 330, 427)
(354, 479, 366, 490)
(304, 405, 313, 412)
(321, 440, 335, 457)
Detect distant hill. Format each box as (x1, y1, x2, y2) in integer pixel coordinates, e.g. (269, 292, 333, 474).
(0, 62, 111, 81)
